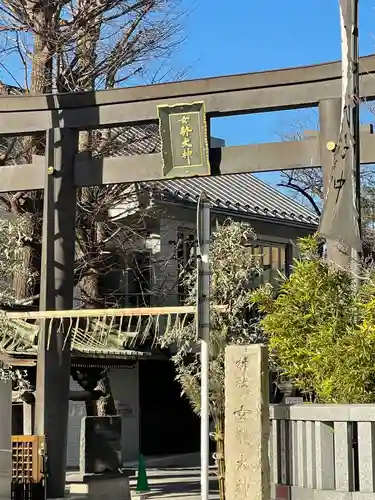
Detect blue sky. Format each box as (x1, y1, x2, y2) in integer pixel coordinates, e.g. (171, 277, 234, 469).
(172, 0, 375, 188)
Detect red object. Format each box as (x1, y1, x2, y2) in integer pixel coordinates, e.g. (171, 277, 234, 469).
(275, 484, 291, 500)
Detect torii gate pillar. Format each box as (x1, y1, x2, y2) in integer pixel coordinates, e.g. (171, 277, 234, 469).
(34, 128, 78, 498)
(319, 99, 350, 267)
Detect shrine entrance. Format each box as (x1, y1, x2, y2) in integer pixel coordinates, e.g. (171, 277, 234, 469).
(139, 359, 201, 457)
(0, 52, 374, 497)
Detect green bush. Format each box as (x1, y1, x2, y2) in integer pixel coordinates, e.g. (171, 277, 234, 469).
(251, 235, 375, 403)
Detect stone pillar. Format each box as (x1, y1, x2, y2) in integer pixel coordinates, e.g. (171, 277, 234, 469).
(22, 402, 33, 435)
(110, 366, 140, 462)
(0, 380, 12, 499)
(225, 345, 270, 500)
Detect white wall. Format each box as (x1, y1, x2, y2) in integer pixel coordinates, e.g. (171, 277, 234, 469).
(153, 217, 179, 306)
(154, 216, 197, 306)
(66, 377, 85, 468)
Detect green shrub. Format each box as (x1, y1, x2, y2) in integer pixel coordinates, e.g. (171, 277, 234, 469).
(251, 235, 375, 403)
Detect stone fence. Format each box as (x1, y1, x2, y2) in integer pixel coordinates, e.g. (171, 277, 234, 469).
(270, 404, 375, 500)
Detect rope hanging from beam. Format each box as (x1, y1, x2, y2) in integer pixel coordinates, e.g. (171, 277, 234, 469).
(0, 306, 226, 355)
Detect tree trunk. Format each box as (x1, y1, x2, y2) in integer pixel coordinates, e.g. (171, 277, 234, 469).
(30, 30, 53, 95)
(77, 224, 118, 416)
(13, 257, 32, 300)
(13, 19, 54, 300)
(13, 216, 36, 301)
(94, 371, 117, 416)
(71, 368, 117, 417)
(214, 412, 225, 500)
(80, 273, 101, 308)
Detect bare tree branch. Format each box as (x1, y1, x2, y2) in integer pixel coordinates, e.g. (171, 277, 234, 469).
(0, 0, 189, 320)
(277, 176, 322, 216)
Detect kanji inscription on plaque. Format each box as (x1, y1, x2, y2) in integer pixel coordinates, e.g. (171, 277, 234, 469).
(157, 101, 210, 178)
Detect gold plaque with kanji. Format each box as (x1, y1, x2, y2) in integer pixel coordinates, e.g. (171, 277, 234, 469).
(157, 101, 210, 178)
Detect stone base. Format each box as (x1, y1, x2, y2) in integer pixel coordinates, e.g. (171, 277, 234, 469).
(67, 470, 134, 500)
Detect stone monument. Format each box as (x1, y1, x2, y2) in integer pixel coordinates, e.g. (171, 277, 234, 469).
(80, 416, 122, 474)
(225, 344, 270, 500)
(67, 416, 134, 500)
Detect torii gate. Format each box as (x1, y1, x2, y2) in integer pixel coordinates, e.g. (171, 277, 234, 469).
(1, 54, 375, 497)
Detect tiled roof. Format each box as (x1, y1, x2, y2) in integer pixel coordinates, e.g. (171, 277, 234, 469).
(95, 124, 160, 157)
(150, 174, 319, 226)
(102, 123, 318, 226)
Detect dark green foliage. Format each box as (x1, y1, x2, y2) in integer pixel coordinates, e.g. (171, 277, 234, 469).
(251, 235, 375, 403)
